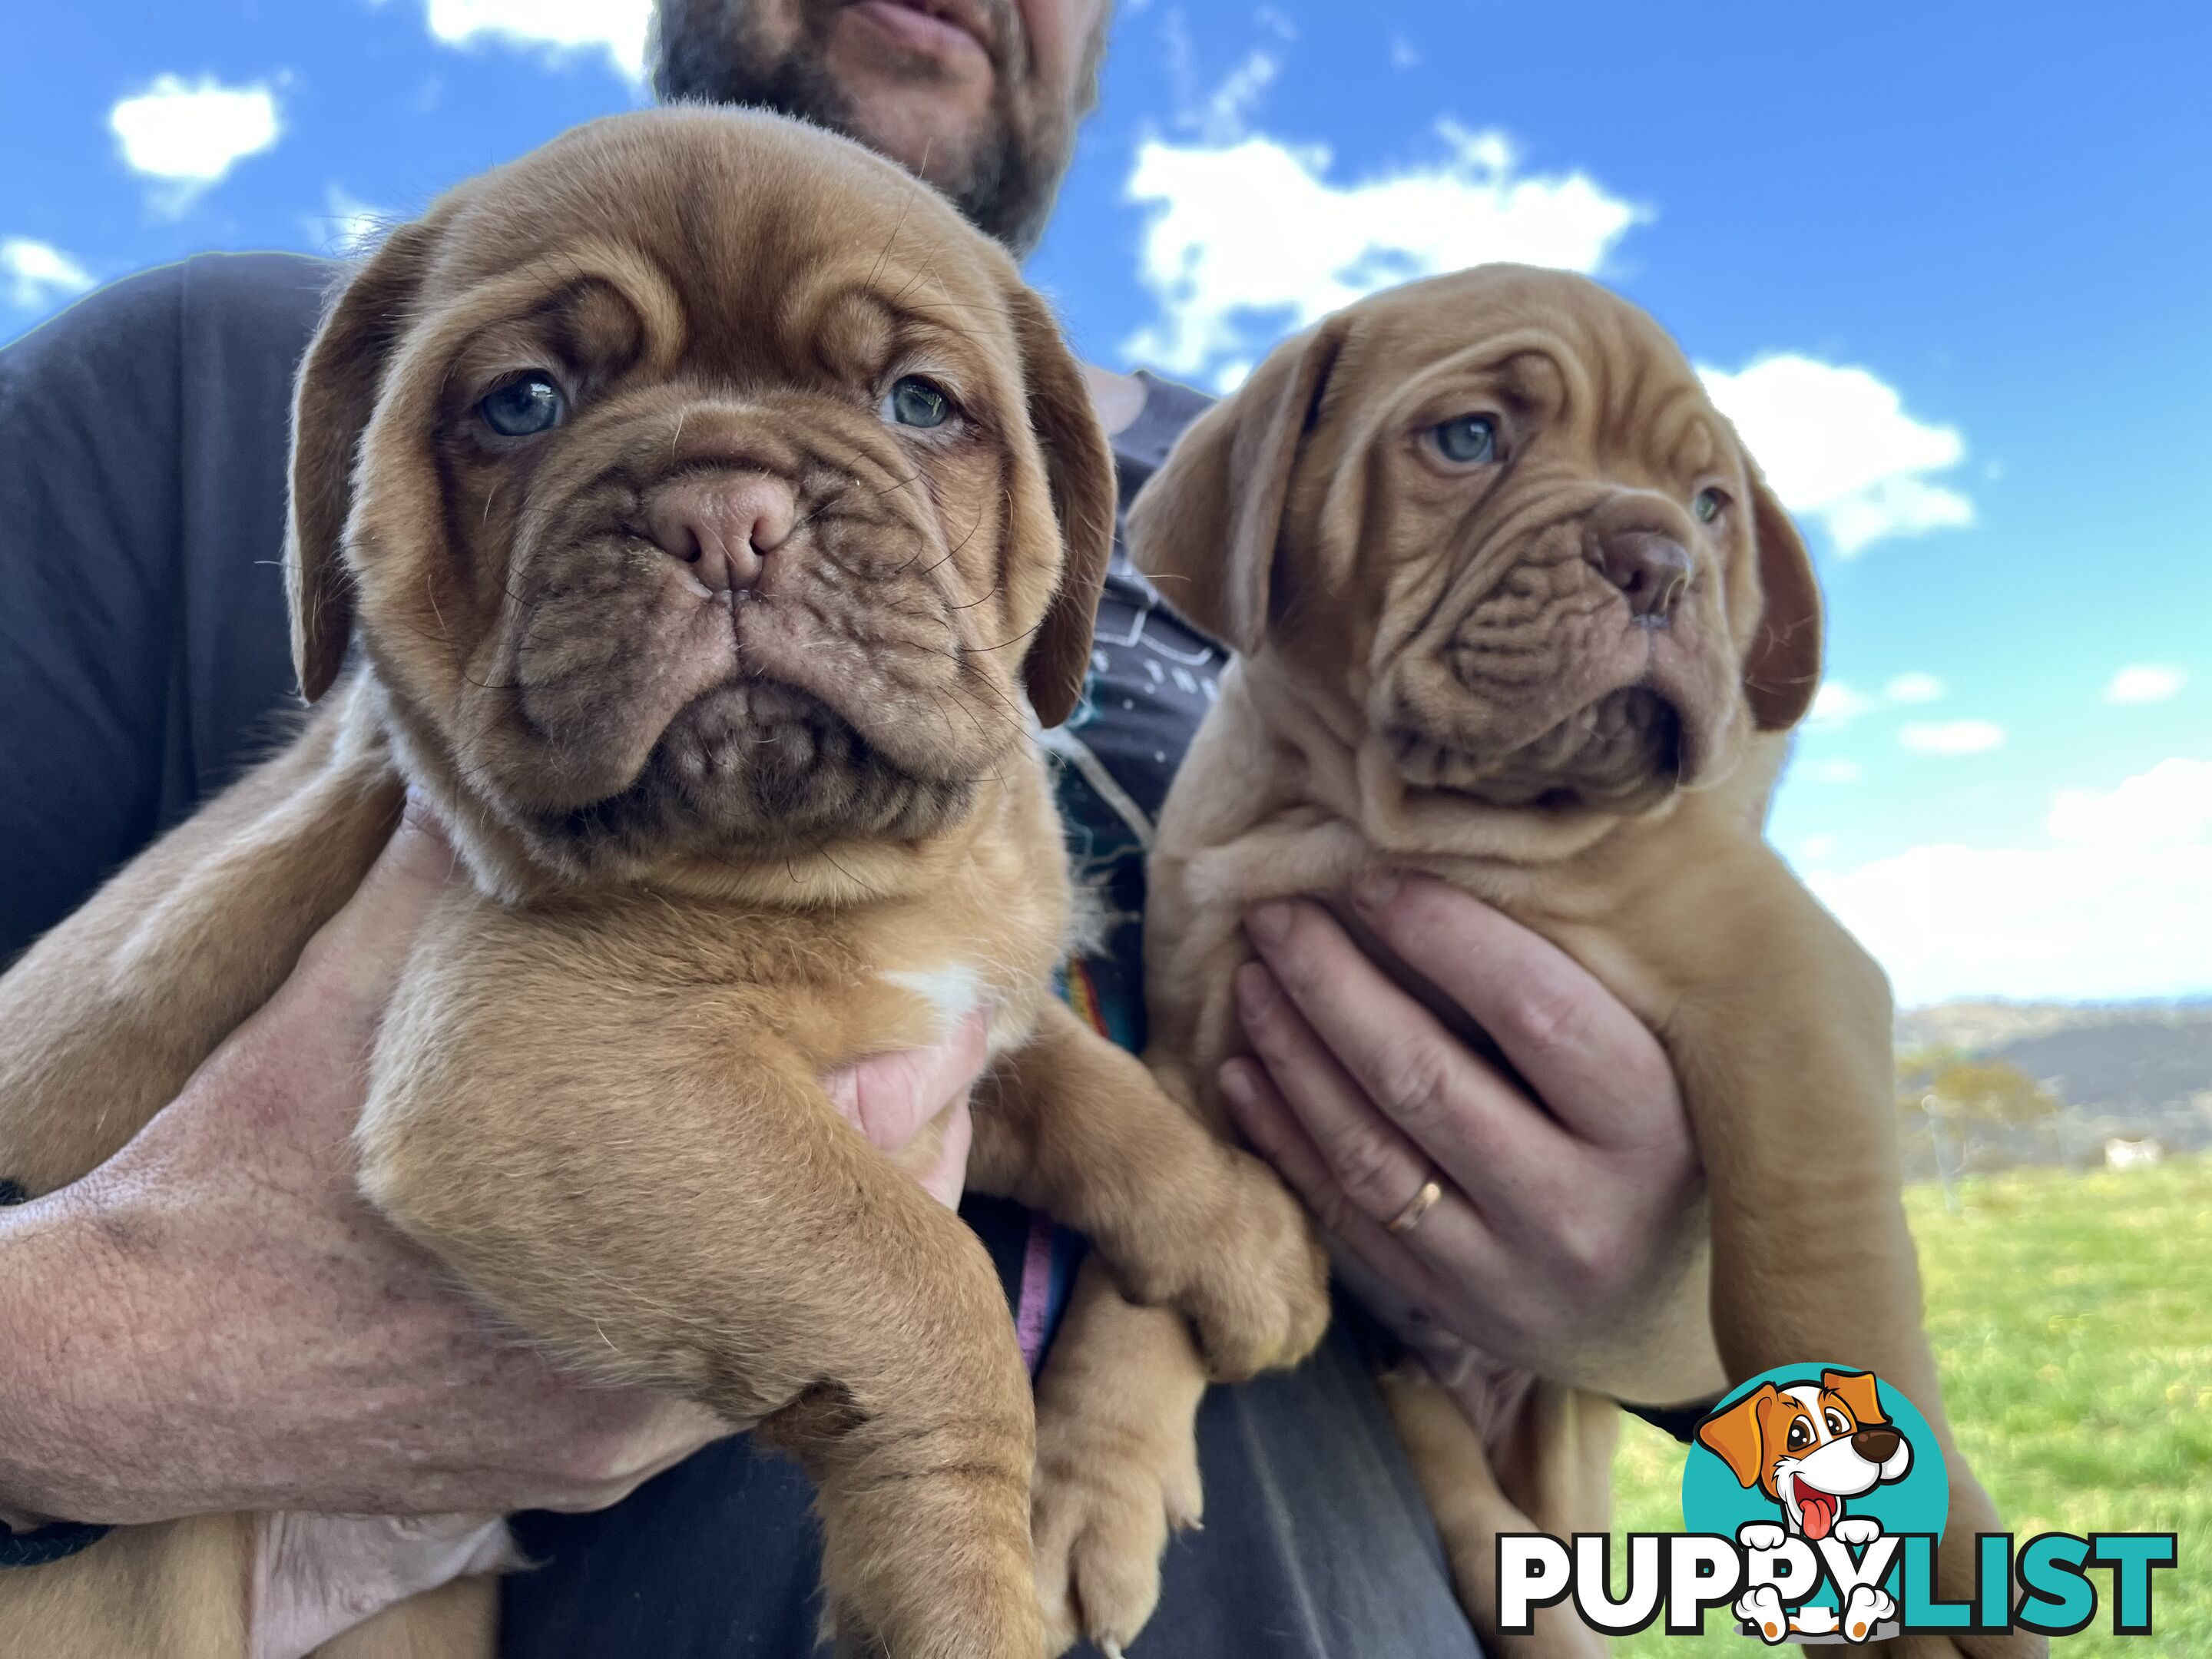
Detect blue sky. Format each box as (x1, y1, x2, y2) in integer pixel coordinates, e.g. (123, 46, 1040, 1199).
(5, 1, 2207, 1004)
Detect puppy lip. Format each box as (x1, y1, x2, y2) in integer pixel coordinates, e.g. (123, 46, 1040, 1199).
(1384, 685, 1686, 813)
(535, 680, 868, 843)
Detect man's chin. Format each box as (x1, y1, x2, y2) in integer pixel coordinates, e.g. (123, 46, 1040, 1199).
(825, 63, 997, 187)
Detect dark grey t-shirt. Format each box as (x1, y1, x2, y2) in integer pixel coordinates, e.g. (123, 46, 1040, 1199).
(0, 253, 1480, 1658)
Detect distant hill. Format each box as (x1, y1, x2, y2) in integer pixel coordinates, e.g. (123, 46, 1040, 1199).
(1896, 998, 2212, 1054)
(1893, 1000, 2212, 1176)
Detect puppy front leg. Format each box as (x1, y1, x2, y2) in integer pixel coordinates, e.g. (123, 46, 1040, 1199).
(975, 1001, 1325, 1656)
(1028, 1260, 1207, 1657)
(1380, 1363, 1614, 1658)
(971, 998, 1330, 1382)
(360, 969, 1042, 1659)
(1665, 879, 2039, 1659)
(0, 692, 399, 1191)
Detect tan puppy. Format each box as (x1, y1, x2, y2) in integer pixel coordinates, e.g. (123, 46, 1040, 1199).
(0, 108, 1327, 1659)
(1025, 265, 2038, 1659)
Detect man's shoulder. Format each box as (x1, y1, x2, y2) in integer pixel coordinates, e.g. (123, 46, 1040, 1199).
(174, 250, 339, 333)
(3, 251, 336, 393)
(1111, 369, 1215, 477)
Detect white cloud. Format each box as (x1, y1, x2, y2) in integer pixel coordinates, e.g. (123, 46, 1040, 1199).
(1697, 354, 1972, 556)
(2104, 664, 2187, 706)
(2048, 757, 2212, 849)
(1900, 719, 2005, 755)
(1801, 758, 1865, 784)
(303, 186, 396, 257)
(1123, 122, 1647, 387)
(412, 0, 653, 82)
(1811, 757, 2212, 1003)
(109, 75, 281, 200)
(1810, 680, 1877, 727)
(1811, 674, 1949, 730)
(1, 237, 95, 311)
(1187, 48, 1283, 142)
(1796, 833, 1838, 865)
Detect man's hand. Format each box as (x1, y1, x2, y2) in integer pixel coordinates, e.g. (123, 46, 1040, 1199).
(1218, 873, 1724, 1404)
(0, 804, 988, 1528)
(826, 1011, 987, 1210)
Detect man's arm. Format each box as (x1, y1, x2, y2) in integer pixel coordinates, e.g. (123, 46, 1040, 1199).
(0, 816, 730, 1528)
(0, 803, 993, 1530)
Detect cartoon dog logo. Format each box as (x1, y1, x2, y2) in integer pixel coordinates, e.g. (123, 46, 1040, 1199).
(1696, 1369, 1915, 1643)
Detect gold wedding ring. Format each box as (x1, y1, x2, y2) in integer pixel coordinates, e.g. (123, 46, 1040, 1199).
(1386, 1176, 1443, 1235)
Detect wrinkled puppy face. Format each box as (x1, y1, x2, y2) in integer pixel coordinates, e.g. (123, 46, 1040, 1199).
(1129, 265, 1818, 817)
(286, 108, 1112, 885)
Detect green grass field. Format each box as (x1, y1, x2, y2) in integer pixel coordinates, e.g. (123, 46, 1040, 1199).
(1607, 1154, 2210, 1656)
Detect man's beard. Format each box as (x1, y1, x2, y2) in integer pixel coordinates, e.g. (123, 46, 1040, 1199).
(652, 0, 1091, 256)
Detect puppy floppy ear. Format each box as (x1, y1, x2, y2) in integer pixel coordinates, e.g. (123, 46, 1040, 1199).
(1695, 1385, 1780, 1490)
(286, 221, 439, 703)
(1820, 1369, 1889, 1429)
(1738, 456, 1823, 732)
(1124, 312, 1351, 655)
(1003, 283, 1117, 729)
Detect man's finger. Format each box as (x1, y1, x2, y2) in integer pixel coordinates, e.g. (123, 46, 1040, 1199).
(1346, 874, 1683, 1151)
(293, 800, 466, 1012)
(1230, 962, 1439, 1225)
(825, 1007, 992, 1153)
(1242, 899, 1575, 1199)
(913, 1099, 972, 1210)
(1219, 1052, 1486, 1312)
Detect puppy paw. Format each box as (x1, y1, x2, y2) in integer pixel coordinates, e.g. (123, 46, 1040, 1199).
(1734, 1584, 1790, 1645)
(1839, 1583, 1896, 1643)
(1737, 1521, 1788, 1551)
(1124, 1151, 1331, 1382)
(1031, 1402, 1203, 1657)
(1832, 1515, 1883, 1548)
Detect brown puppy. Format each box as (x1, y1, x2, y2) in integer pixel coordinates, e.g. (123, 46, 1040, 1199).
(0, 108, 1327, 1659)
(1025, 265, 2038, 1659)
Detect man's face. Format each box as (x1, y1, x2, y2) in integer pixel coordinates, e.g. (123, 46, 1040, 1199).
(653, 0, 1111, 253)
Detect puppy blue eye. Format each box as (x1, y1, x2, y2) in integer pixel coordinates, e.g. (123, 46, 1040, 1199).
(882, 376, 952, 429)
(1432, 415, 1496, 463)
(480, 375, 566, 437)
(1694, 487, 1727, 524)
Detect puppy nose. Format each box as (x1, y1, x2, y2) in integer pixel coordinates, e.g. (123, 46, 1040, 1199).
(1599, 531, 1691, 621)
(644, 471, 796, 595)
(1852, 1427, 1902, 1462)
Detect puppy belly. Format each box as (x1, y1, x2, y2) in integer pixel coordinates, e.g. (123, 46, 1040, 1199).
(251, 1512, 516, 1659)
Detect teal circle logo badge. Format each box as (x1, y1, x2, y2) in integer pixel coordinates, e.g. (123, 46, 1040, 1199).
(1683, 1363, 1948, 1643)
